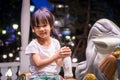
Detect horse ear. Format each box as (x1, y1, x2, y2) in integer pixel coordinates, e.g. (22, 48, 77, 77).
(92, 38, 107, 48)
(92, 37, 120, 51)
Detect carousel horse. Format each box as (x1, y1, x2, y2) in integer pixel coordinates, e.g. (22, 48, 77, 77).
(75, 18, 120, 80)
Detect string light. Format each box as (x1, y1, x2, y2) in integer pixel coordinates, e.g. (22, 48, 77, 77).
(72, 58, 78, 63)
(17, 31, 21, 35)
(30, 5, 35, 12)
(2, 30, 6, 34)
(3, 54, 7, 59)
(12, 24, 18, 30)
(9, 53, 13, 58)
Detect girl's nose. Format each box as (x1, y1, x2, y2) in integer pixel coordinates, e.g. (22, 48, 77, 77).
(39, 27, 44, 31)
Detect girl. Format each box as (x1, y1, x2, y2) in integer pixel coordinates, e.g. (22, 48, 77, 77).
(25, 8, 72, 80)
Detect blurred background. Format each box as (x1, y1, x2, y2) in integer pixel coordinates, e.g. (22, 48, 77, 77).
(0, 0, 120, 64)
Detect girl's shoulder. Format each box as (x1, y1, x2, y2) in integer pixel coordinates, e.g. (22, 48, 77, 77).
(51, 37, 60, 43)
(27, 39, 38, 47)
(51, 37, 61, 49)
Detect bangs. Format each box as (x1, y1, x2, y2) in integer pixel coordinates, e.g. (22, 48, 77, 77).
(33, 13, 49, 27)
(31, 8, 55, 28)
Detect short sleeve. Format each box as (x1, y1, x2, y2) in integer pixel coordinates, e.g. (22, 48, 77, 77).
(25, 40, 39, 55)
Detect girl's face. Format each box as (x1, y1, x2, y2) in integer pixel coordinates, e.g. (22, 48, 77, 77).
(32, 23, 51, 39)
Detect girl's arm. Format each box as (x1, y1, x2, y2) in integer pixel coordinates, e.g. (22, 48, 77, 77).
(32, 53, 59, 69)
(55, 58, 64, 66)
(32, 46, 71, 69)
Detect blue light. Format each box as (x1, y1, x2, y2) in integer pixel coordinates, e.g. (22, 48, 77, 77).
(62, 28, 71, 36)
(6, 34, 16, 44)
(31, 0, 54, 11)
(6, 26, 15, 33)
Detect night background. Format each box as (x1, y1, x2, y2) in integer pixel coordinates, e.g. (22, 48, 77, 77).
(0, 0, 120, 63)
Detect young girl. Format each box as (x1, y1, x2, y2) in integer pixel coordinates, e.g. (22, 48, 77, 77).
(25, 8, 72, 80)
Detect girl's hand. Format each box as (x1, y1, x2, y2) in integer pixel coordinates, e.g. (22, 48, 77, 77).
(61, 46, 71, 58)
(56, 46, 71, 59)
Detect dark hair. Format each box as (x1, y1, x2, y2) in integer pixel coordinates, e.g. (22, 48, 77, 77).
(31, 7, 55, 28)
(31, 7, 61, 43)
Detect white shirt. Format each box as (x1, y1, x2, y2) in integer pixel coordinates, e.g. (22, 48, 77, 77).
(25, 37, 61, 78)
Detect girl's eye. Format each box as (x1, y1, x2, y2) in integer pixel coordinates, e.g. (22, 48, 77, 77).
(43, 24, 46, 27)
(35, 24, 47, 28)
(36, 26, 40, 28)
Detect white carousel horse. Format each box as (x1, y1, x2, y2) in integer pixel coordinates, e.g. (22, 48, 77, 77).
(75, 18, 120, 80)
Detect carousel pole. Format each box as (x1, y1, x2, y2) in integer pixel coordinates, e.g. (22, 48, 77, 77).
(20, 0, 30, 73)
